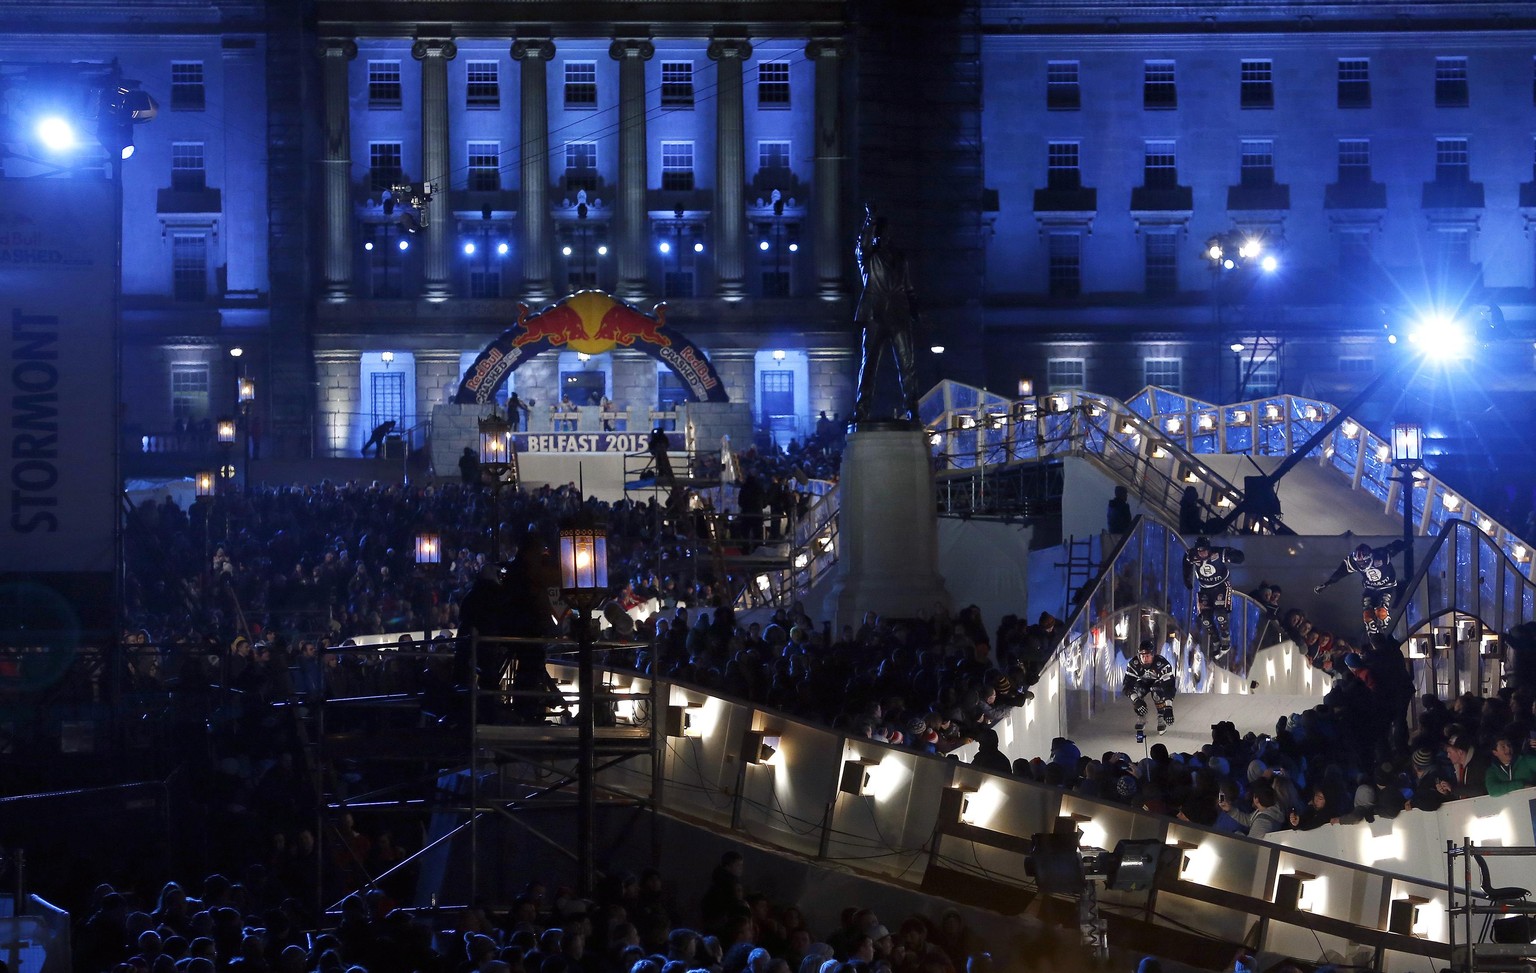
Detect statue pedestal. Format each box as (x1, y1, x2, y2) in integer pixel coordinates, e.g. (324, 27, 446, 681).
(825, 426, 951, 628)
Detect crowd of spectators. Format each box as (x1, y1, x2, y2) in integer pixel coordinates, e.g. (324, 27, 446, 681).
(92, 427, 1536, 973)
(68, 847, 1009, 973)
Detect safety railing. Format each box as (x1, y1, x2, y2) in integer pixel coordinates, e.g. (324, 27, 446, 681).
(1126, 387, 1534, 577)
(923, 382, 1273, 533)
(733, 483, 841, 611)
(1045, 516, 1271, 694)
(1386, 519, 1536, 703)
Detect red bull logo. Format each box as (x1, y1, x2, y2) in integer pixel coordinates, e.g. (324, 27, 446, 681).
(509, 302, 588, 349)
(508, 291, 671, 353)
(589, 302, 672, 348)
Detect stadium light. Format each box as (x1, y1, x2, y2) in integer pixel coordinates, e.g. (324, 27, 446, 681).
(1407, 312, 1469, 359)
(35, 116, 76, 151)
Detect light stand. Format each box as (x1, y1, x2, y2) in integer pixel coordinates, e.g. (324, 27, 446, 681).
(478, 410, 516, 560)
(559, 517, 609, 896)
(1392, 422, 1424, 589)
(415, 531, 441, 640)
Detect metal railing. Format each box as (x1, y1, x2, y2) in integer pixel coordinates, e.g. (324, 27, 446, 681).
(1126, 386, 1534, 577)
(924, 383, 1276, 533)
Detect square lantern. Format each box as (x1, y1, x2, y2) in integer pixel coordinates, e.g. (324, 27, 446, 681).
(559, 520, 609, 608)
(195, 471, 216, 498)
(1392, 422, 1423, 470)
(216, 417, 237, 445)
(415, 532, 441, 565)
(237, 377, 255, 404)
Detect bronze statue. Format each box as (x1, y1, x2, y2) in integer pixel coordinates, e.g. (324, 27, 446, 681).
(853, 205, 921, 424)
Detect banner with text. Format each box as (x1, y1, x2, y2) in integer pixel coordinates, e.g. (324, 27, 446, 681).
(0, 177, 117, 644)
(514, 431, 684, 453)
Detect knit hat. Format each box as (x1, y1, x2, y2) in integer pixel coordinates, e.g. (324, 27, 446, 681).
(1411, 748, 1434, 771)
(1344, 652, 1364, 670)
(992, 673, 1013, 693)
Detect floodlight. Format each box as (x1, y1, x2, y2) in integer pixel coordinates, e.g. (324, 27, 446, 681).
(463, 242, 476, 255)
(35, 116, 76, 151)
(693, 242, 704, 253)
(1408, 313, 1468, 359)
(497, 242, 510, 255)
(397, 239, 410, 251)
(1260, 255, 1278, 273)
(658, 241, 672, 254)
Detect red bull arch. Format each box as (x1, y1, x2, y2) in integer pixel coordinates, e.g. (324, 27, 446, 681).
(454, 290, 730, 405)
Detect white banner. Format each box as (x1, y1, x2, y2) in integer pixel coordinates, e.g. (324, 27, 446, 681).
(0, 177, 117, 580)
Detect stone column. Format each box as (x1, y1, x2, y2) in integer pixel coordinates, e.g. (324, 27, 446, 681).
(314, 349, 363, 457)
(513, 37, 556, 304)
(414, 350, 463, 420)
(610, 37, 654, 303)
(414, 38, 457, 301)
(319, 39, 357, 301)
(807, 39, 845, 301)
(708, 38, 752, 301)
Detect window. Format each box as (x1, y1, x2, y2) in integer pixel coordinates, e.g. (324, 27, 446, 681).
(1240, 59, 1273, 108)
(469, 266, 501, 298)
(369, 142, 403, 192)
(371, 371, 405, 429)
(564, 61, 597, 108)
(1047, 142, 1080, 190)
(1047, 60, 1080, 110)
(1241, 356, 1280, 397)
(1338, 229, 1372, 273)
(1240, 139, 1275, 187)
(661, 141, 695, 191)
(172, 233, 207, 301)
(657, 370, 690, 410)
(661, 61, 694, 108)
(565, 142, 597, 192)
(1046, 358, 1085, 392)
(1436, 137, 1469, 182)
(1338, 139, 1371, 183)
(1047, 232, 1081, 297)
(762, 268, 791, 298)
(466, 60, 500, 109)
(171, 142, 205, 190)
(1143, 357, 1183, 392)
(1144, 60, 1177, 109)
(170, 364, 209, 420)
(759, 370, 794, 427)
(1435, 56, 1468, 108)
(466, 142, 500, 191)
(1338, 59, 1370, 108)
(1144, 140, 1176, 188)
(170, 61, 205, 111)
(1337, 356, 1375, 374)
(759, 140, 791, 172)
(758, 61, 790, 108)
(366, 225, 404, 298)
(1435, 228, 1471, 269)
(1144, 234, 1177, 295)
(368, 60, 402, 109)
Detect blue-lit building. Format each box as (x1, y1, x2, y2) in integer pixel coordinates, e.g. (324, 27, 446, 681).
(3, 0, 1534, 507)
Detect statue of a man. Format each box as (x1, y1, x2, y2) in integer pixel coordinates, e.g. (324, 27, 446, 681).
(853, 205, 921, 423)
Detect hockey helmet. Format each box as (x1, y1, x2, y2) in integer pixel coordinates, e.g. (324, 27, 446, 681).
(1350, 542, 1373, 566)
(1138, 638, 1156, 655)
(1193, 535, 1212, 553)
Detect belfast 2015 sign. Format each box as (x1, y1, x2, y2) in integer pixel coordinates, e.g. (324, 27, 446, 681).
(516, 432, 683, 453)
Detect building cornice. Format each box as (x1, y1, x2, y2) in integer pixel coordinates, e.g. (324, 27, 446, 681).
(316, 1, 843, 37)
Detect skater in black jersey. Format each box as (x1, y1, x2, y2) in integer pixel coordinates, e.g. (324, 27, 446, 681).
(1182, 535, 1244, 662)
(1315, 539, 1407, 648)
(1123, 639, 1176, 734)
